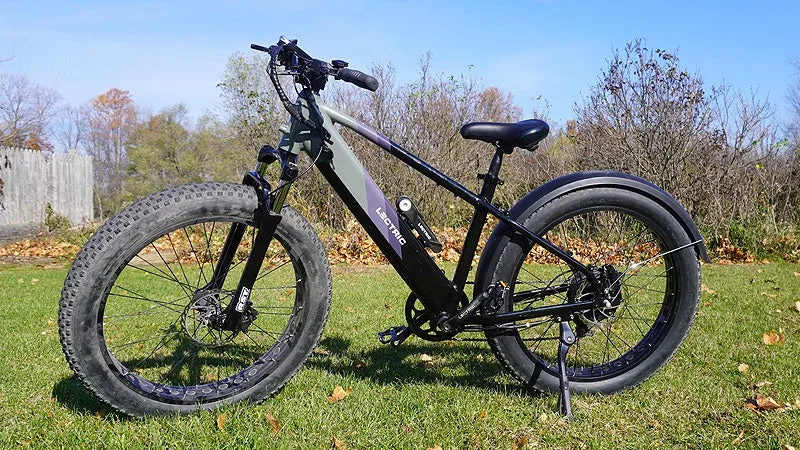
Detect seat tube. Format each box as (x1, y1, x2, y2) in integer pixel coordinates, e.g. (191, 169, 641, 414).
(450, 148, 506, 299)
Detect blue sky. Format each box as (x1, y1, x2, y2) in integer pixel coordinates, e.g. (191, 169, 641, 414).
(2, 0, 798, 129)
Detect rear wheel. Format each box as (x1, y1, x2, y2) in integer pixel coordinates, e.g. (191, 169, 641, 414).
(481, 187, 700, 394)
(59, 183, 331, 416)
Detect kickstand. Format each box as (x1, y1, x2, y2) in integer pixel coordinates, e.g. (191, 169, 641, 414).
(557, 321, 576, 420)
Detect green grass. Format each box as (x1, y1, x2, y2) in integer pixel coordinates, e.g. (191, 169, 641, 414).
(0, 262, 799, 449)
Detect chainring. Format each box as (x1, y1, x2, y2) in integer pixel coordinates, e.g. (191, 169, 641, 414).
(404, 294, 455, 341)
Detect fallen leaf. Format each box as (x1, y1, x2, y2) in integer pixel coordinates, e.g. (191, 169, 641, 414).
(31, 278, 39, 284)
(420, 354, 434, 365)
(762, 330, 786, 345)
(650, 419, 662, 430)
(737, 363, 749, 373)
(475, 410, 487, 420)
(745, 393, 789, 412)
(346, 307, 355, 313)
(352, 360, 366, 370)
(793, 272, 800, 277)
(327, 386, 352, 404)
(332, 436, 346, 449)
(701, 284, 716, 295)
(783, 445, 796, 450)
(793, 301, 800, 312)
(731, 429, 744, 445)
(400, 424, 413, 434)
(216, 413, 227, 430)
(266, 412, 281, 434)
(426, 446, 443, 450)
(754, 380, 773, 388)
(760, 291, 777, 299)
(756, 395, 785, 410)
(537, 412, 549, 423)
(17, 278, 23, 283)
(512, 434, 531, 450)
(475, 354, 484, 361)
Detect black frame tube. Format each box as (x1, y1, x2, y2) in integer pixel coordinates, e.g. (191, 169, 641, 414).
(373, 136, 603, 295)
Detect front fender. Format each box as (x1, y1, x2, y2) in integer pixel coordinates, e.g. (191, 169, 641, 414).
(474, 171, 709, 295)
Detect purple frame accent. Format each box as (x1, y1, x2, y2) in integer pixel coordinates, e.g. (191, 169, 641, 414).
(364, 171, 403, 257)
(354, 122, 392, 150)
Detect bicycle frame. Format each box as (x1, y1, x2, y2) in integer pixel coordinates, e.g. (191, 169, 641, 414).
(221, 88, 602, 332)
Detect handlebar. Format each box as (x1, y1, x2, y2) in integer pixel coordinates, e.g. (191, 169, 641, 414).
(336, 68, 379, 92)
(250, 37, 379, 92)
(249, 37, 380, 138)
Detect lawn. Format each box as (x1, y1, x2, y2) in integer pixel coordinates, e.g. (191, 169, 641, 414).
(0, 262, 798, 449)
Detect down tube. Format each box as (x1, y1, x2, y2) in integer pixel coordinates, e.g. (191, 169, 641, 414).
(311, 126, 455, 316)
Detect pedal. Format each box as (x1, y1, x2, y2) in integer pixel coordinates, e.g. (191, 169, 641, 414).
(377, 325, 412, 347)
(396, 196, 442, 253)
(557, 321, 576, 420)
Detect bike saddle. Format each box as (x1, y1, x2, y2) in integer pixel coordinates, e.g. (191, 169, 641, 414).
(460, 119, 549, 151)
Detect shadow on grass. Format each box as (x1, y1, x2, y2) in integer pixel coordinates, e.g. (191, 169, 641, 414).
(51, 335, 541, 418)
(52, 375, 126, 420)
(307, 335, 542, 398)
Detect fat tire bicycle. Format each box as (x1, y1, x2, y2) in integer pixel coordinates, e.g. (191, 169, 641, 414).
(58, 37, 708, 417)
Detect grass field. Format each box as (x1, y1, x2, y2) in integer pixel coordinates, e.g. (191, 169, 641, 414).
(0, 262, 798, 449)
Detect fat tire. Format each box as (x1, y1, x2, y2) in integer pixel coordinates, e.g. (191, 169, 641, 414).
(58, 182, 332, 416)
(480, 187, 700, 394)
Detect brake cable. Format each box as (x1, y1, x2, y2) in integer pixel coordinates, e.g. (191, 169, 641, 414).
(267, 48, 329, 140)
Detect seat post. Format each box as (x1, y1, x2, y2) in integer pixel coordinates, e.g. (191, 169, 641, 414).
(478, 146, 508, 203)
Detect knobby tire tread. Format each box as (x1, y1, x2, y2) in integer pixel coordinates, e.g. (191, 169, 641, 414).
(482, 187, 701, 394)
(58, 182, 332, 416)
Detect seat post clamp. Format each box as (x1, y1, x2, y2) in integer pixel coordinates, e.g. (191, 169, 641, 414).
(477, 172, 504, 186)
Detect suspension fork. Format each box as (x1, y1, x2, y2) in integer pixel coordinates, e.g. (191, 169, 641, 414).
(215, 151, 297, 331)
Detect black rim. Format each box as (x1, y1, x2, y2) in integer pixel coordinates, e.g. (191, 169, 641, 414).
(510, 206, 680, 381)
(97, 217, 305, 403)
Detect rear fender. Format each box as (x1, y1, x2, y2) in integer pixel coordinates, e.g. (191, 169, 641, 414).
(474, 171, 709, 295)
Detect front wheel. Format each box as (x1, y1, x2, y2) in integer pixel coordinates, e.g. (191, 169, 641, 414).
(58, 183, 332, 416)
(480, 187, 700, 394)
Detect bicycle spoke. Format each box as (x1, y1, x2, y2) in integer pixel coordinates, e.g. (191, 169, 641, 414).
(201, 221, 218, 276)
(255, 258, 292, 283)
(109, 286, 186, 315)
(124, 263, 196, 292)
(183, 226, 208, 286)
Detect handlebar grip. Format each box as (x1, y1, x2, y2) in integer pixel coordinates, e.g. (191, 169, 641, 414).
(337, 68, 379, 92)
(250, 43, 270, 53)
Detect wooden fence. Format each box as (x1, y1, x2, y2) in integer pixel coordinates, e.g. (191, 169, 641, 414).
(0, 147, 93, 236)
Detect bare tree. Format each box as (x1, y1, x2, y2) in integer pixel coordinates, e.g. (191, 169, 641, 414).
(0, 72, 61, 150)
(54, 105, 84, 152)
(573, 39, 791, 249)
(574, 40, 715, 206)
(83, 88, 138, 218)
